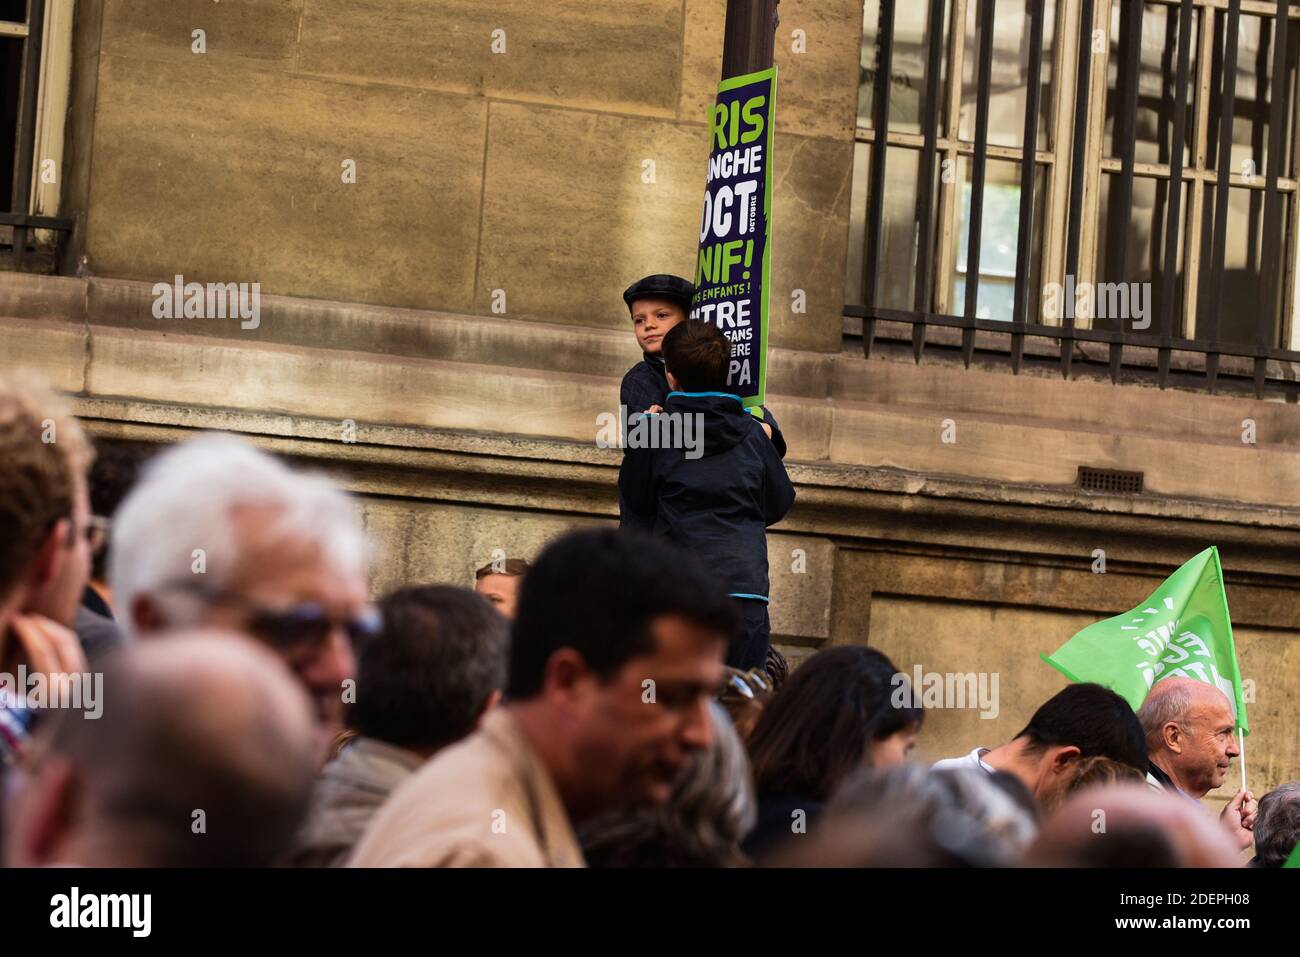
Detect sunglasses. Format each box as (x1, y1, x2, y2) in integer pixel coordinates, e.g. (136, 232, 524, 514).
(246, 601, 382, 653)
(166, 584, 381, 656)
(718, 667, 773, 702)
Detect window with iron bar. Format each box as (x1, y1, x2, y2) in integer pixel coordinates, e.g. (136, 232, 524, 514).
(2, 0, 75, 272)
(846, 0, 1300, 397)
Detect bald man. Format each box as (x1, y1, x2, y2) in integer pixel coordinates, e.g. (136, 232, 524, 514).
(1026, 784, 1242, 867)
(2, 632, 319, 867)
(1137, 676, 1257, 850)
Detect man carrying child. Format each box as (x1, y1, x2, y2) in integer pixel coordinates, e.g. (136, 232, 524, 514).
(618, 275, 786, 530)
(619, 320, 795, 670)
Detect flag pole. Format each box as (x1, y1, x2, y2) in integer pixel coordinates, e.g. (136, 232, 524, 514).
(1238, 728, 1247, 791)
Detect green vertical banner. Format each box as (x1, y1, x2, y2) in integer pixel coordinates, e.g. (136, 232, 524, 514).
(1042, 546, 1249, 733)
(692, 66, 777, 411)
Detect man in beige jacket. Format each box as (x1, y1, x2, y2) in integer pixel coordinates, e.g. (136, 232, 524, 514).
(350, 528, 737, 867)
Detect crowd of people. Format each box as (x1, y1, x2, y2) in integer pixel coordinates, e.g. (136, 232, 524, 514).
(1, 368, 1297, 869)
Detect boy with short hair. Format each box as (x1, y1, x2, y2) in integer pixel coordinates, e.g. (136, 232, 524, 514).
(473, 557, 531, 621)
(619, 321, 795, 669)
(620, 274, 693, 419)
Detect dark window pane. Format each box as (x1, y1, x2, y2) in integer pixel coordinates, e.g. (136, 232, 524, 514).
(1, 35, 24, 214)
(1095, 174, 1188, 334)
(1206, 14, 1300, 180)
(847, 144, 937, 310)
(1197, 184, 1290, 346)
(1104, 3, 1200, 168)
(958, 0, 1057, 151)
(860, 0, 951, 135)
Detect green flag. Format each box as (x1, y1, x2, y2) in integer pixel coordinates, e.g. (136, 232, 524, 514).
(1285, 841, 1300, 868)
(1042, 546, 1248, 734)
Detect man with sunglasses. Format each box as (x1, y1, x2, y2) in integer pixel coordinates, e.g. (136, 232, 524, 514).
(110, 434, 374, 758)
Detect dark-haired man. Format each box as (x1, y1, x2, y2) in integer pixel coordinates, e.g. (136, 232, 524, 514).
(290, 586, 508, 867)
(349, 529, 736, 867)
(932, 683, 1147, 809)
(74, 440, 156, 661)
(619, 320, 795, 670)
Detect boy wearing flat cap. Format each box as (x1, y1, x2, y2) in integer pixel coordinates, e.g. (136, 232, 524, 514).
(619, 274, 786, 439)
(619, 320, 795, 669)
(620, 274, 694, 418)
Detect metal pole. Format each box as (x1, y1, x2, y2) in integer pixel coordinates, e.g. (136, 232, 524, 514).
(11, 0, 47, 271)
(720, 0, 779, 80)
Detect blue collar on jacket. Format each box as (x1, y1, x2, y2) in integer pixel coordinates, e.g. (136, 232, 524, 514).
(666, 390, 744, 406)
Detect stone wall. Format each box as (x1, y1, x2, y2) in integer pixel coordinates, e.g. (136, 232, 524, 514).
(65, 0, 856, 354)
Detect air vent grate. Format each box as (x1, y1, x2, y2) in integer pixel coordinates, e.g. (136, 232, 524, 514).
(1078, 467, 1144, 495)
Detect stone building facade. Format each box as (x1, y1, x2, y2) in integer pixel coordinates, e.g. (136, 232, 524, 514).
(1, 1, 1296, 807)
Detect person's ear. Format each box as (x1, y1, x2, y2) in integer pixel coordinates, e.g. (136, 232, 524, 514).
(542, 647, 594, 707)
(1050, 745, 1081, 772)
(666, 370, 679, 391)
(25, 522, 69, 598)
(130, 593, 168, 637)
(1163, 722, 1183, 754)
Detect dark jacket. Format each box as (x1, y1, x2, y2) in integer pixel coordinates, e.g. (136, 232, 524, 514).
(1146, 759, 1201, 806)
(286, 736, 425, 868)
(618, 353, 789, 531)
(619, 391, 795, 600)
(74, 605, 126, 663)
(620, 353, 671, 421)
(619, 352, 788, 458)
(742, 792, 825, 861)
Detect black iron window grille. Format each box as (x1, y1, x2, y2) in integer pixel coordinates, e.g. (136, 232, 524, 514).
(847, 0, 1300, 397)
(1, 0, 72, 270)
